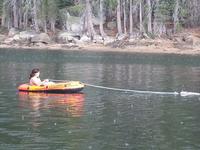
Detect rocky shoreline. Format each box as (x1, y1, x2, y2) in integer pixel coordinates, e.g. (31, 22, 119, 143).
(1, 28, 200, 56)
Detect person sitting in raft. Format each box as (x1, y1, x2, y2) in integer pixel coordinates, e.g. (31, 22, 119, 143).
(29, 68, 52, 86)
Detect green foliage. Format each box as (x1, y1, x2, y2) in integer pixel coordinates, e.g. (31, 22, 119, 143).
(40, 0, 59, 20)
(105, 0, 117, 10)
(178, 1, 189, 25)
(158, 0, 176, 21)
(40, 0, 48, 19)
(67, 4, 84, 16)
(57, 0, 74, 9)
(157, 0, 188, 25)
(48, 0, 58, 19)
(0, 0, 3, 15)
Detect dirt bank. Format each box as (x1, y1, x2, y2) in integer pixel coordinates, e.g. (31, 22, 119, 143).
(0, 39, 199, 56)
(0, 28, 200, 56)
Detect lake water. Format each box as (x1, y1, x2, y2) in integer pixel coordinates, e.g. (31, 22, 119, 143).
(0, 48, 200, 150)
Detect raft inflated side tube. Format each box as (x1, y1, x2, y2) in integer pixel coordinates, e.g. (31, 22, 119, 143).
(18, 81, 84, 93)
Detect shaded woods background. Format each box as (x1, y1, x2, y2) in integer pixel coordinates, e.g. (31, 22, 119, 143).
(0, 0, 199, 39)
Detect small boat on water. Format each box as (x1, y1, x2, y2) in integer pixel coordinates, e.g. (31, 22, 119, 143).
(18, 81, 85, 93)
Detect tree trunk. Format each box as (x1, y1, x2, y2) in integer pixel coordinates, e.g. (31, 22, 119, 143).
(13, 0, 18, 28)
(123, 0, 127, 34)
(2, 0, 7, 27)
(22, 0, 30, 29)
(129, 0, 133, 35)
(33, 0, 40, 32)
(139, 1, 143, 33)
(147, 0, 152, 34)
(50, 19, 56, 33)
(86, 0, 96, 39)
(173, 0, 179, 32)
(23, 6, 28, 29)
(99, 0, 105, 37)
(153, 0, 166, 36)
(117, 0, 122, 35)
(18, 0, 23, 29)
(44, 21, 47, 33)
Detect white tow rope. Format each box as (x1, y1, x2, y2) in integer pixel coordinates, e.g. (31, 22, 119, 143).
(84, 83, 179, 95)
(49, 79, 200, 96)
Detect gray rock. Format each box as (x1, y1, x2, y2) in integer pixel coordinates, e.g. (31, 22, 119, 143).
(31, 33, 51, 44)
(34, 42, 46, 47)
(19, 31, 36, 40)
(80, 35, 91, 43)
(93, 35, 104, 44)
(8, 28, 19, 37)
(71, 23, 83, 33)
(103, 36, 115, 45)
(57, 32, 79, 44)
(0, 34, 6, 43)
(64, 12, 84, 33)
(13, 34, 21, 41)
(117, 34, 127, 40)
(74, 38, 84, 45)
(4, 38, 14, 44)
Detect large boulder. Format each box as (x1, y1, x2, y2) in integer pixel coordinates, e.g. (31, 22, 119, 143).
(3, 38, 15, 45)
(93, 35, 104, 44)
(13, 34, 21, 41)
(103, 36, 115, 45)
(31, 33, 51, 44)
(116, 34, 128, 41)
(71, 23, 83, 33)
(80, 35, 91, 43)
(19, 31, 36, 40)
(57, 32, 80, 44)
(65, 12, 84, 33)
(7, 31, 36, 45)
(0, 34, 6, 43)
(8, 28, 19, 37)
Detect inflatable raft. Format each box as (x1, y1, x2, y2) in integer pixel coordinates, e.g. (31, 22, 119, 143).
(18, 81, 84, 93)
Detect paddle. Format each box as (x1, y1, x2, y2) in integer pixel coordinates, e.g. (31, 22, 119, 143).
(48, 79, 69, 82)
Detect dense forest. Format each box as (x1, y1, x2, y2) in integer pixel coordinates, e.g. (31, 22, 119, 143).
(0, 0, 200, 39)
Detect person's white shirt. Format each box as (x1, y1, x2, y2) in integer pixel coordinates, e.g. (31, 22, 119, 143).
(30, 76, 43, 86)
(30, 76, 50, 86)
(29, 71, 49, 86)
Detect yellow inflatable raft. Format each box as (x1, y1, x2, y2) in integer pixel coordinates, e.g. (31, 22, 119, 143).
(18, 81, 84, 93)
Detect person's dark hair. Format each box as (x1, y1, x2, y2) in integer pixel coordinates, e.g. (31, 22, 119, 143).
(29, 68, 40, 79)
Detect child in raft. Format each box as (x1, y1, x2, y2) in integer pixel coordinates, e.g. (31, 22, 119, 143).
(29, 68, 53, 86)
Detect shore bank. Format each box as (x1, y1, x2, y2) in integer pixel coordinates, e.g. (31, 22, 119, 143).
(0, 39, 200, 56)
(1, 28, 200, 56)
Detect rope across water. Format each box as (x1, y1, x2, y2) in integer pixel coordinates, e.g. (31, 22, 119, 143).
(84, 83, 179, 95)
(49, 79, 200, 96)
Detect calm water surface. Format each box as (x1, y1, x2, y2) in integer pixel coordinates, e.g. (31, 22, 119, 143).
(0, 48, 200, 150)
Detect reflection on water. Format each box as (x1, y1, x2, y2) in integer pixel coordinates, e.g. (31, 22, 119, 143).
(18, 92, 85, 127)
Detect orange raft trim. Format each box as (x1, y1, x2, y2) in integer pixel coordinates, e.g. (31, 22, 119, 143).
(18, 81, 85, 93)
